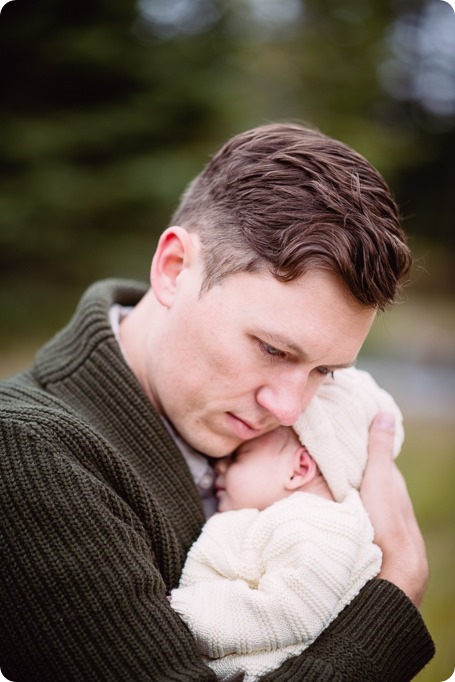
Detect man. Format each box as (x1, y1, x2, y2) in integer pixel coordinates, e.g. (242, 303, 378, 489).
(0, 123, 434, 681)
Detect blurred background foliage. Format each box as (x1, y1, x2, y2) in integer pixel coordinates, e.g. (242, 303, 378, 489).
(0, 0, 453, 680)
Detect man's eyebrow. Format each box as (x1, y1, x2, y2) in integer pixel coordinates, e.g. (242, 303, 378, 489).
(257, 331, 357, 368)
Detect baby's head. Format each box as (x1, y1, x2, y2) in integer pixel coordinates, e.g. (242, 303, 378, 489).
(214, 426, 330, 513)
(215, 367, 404, 512)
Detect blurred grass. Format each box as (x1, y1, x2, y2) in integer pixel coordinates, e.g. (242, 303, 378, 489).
(398, 418, 455, 682)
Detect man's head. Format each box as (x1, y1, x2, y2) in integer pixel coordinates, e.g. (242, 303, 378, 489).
(121, 123, 411, 457)
(171, 122, 412, 310)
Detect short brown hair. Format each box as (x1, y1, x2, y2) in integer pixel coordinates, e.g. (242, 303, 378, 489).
(171, 123, 412, 309)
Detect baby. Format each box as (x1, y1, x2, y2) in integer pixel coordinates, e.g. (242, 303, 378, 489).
(170, 367, 404, 681)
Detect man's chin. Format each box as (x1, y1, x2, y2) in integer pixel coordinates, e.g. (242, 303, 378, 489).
(191, 433, 240, 459)
(203, 443, 239, 459)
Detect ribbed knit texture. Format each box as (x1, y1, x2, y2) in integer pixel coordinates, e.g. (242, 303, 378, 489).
(0, 280, 435, 681)
(171, 491, 382, 681)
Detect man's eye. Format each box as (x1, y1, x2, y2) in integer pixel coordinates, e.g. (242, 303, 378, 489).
(316, 367, 335, 378)
(258, 341, 286, 360)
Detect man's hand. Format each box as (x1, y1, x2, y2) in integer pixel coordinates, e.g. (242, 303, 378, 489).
(361, 413, 429, 608)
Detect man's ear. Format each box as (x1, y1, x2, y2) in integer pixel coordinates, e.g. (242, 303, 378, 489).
(285, 446, 317, 491)
(150, 226, 195, 307)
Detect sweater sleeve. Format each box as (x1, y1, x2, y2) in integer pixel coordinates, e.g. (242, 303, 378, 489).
(0, 422, 216, 682)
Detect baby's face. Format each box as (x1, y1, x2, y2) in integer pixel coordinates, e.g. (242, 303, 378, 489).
(214, 427, 301, 512)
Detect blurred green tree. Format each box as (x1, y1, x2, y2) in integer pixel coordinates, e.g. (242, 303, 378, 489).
(0, 0, 453, 338)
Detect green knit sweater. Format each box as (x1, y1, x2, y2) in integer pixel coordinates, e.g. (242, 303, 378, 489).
(0, 280, 435, 681)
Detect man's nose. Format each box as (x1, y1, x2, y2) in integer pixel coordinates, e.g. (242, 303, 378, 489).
(255, 371, 318, 426)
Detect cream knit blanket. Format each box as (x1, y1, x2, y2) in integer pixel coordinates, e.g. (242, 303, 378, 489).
(171, 490, 381, 681)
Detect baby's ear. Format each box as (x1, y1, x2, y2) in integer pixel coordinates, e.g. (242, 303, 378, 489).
(285, 446, 317, 491)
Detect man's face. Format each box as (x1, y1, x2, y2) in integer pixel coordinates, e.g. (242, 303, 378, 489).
(145, 243, 376, 457)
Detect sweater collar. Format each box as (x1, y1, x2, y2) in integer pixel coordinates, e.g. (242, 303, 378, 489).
(33, 279, 206, 542)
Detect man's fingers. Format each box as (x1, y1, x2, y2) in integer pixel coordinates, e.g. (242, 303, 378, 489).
(362, 413, 396, 493)
(362, 412, 429, 607)
(368, 412, 395, 461)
